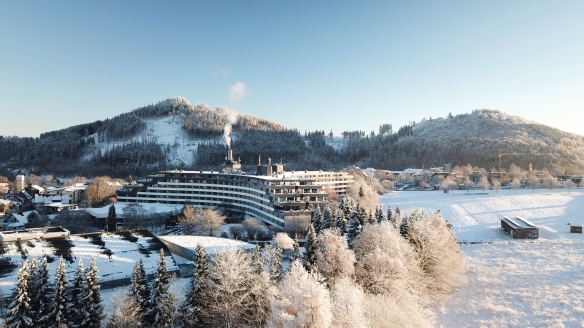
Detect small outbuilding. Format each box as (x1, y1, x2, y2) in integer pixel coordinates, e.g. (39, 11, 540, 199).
(569, 224, 583, 233)
(501, 216, 539, 239)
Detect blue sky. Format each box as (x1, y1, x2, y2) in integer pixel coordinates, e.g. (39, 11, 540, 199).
(1, 1, 583, 137)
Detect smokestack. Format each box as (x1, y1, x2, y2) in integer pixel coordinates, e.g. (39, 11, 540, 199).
(228, 149, 233, 161)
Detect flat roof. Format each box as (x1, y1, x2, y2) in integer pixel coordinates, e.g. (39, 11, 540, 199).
(502, 216, 538, 229)
(158, 235, 255, 254)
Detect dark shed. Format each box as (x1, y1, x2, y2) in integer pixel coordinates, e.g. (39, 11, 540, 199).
(501, 216, 539, 239)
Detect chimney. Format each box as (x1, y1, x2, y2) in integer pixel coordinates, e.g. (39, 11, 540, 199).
(227, 149, 233, 161)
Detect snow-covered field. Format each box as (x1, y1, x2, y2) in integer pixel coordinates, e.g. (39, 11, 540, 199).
(380, 189, 584, 326)
(0, 231, 178, 297)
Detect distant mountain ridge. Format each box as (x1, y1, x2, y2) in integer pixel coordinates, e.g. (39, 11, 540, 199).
(1, 99, 583, 178)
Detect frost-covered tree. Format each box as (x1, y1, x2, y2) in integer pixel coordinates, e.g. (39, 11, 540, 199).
(181, 244, 210, 327)
(264, 244, 283, 283)
(316, 229, 355, 285)
(3, 260, 33, 328)
(49, 256, 68, 328)
(106, 204, 117, 232)
(510, 177, 521, 194)
(353, 221, 422, 298)
(273, 232, 294, 250)
(387, 205, 394, 225)
(404, 212, 466, 304)
(82, 256, 104, 328)
(345, 212, 362, 245)
(303, 224, 319, 272)
(267, 261, 332, 328)
(105, 288, 142, 328)
(129, 259, 151, 325)
(492, 179, 501, 194)
(478, 176, 491, 193)
(151, 249, 173, 328)
(330, 278, 367, 328)
(565, 179, 575, 194)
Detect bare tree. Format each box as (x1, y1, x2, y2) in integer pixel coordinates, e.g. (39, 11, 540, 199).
(463, 177, 473, 194)
(478, 176, 490, 193)
(510, 177, 521, 195)
(179, 205, 226, 236)
(28, 173, 42, 186)
(122, 203, 148, 230)
(492, 179, 501, 194)
(564, 180, 575, 194)
(527, 176, 540, 194)
(84, 176, 117, 207)
(242, 217, 263, 240)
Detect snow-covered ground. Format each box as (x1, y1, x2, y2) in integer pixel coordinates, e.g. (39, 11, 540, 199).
(380, 188, 584, 326)
(0, 231, 178, 297)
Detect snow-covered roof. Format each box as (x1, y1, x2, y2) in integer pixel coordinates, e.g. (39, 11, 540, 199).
(404, 168, 423, 175)
(502, 216, 538, 229)
(158, 235, 255, 254)
(86, 203, 178, 219)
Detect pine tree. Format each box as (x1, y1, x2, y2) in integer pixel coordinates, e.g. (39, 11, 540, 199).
(181, 244, 210, 327)
(151, 249, 173, 328)
(320, 206, 332, 232)
(376, 206, 386, 223)
(367, 209, 375, 225)
(354, 202, 367, 226)
(303, 224, 319, 272)
(29, 257, 54, 327)
(400, 213, 410, 236)
(106, 204, 117, 232)
(311, 207, 323, 235)
(291, 239, 301, 263)
(165, 211, 178, 229)
(268, 245, 283, 282)
(334, 210, 348, 235)
(129, 258, 152, 325)
(82, 256, 104, 328)
(68, 259, 88, 328)
(49, 256, 68, 328)
(395, 207, 403, 230)
(345, 213, 362, 245)
(3, 260, 33, 328)
(387, 205, 394, 226)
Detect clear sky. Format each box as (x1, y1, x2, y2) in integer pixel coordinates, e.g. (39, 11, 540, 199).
(1, 1, 583, 138)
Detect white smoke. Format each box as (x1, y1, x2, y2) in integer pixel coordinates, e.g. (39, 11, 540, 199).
(223, 109, 239, 149)
(229, 82, 249, 104)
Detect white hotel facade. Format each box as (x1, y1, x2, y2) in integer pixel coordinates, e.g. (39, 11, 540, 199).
(116, 151, 353, 229)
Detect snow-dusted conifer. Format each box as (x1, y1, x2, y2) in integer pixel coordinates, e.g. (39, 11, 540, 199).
(354, 202, 367, 226)
(395, 206, 403, 228)
(29, 257, 54, 327)
(129, 258, 151, 325)
(303, 224, 318, 272)
(68, 258, 87, 327)
(105, 288, 142, 328)
(82, 256, 104, 328)
(334, 210, 347, 235)
(367, 209, 375, 225)
(106, 204, 117, 232)
(320, 206, 332, 231)
(376, 206, 386, 223)
(50, 256, 68, 328)
(290, 239, 301, 264)
(3, 260, 33, 328)
(264, 244, 283, 282)
(311, 206, 323, 235)
(151, 249, 173, 328)
(387, 205, 394, 226)
(181, 244, 210, 327)
(345, 212, 362, 245)
(267, 260, 332, 328)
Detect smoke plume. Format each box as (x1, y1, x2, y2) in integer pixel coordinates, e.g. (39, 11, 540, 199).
(223, 109, 239, 149)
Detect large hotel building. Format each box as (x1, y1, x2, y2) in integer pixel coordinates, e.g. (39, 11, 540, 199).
(116, 150, 353, 230)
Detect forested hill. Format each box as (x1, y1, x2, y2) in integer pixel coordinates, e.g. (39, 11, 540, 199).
(1, 100, 583, 178)
(344, 109, 584, 173)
